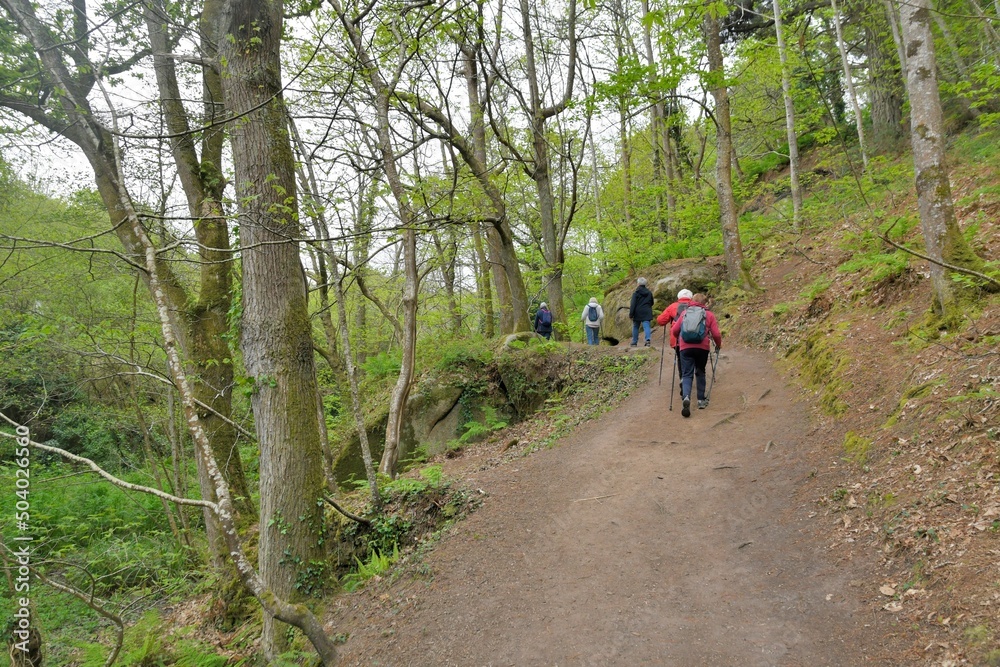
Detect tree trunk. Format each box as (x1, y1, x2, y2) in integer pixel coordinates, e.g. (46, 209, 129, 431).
(460, 37, 531, 334)
(145, 4, 256, 590)
(899, 0, 985, 317)
(704, 7, 752, 287)
(472, 223, 495, 337)
(382, 228, 418, 476)
(518, 0, 578, 335)
(330, 0, 420, 477)
(772, 0, 803, 228)
(217, 0, 327, 658)
(866, 0, 907, 152)
(832, 0, 869, 170)
(641, 0, 667, 234)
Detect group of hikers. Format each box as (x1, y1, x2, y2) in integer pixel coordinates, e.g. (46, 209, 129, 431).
(533, 278, 722, 418)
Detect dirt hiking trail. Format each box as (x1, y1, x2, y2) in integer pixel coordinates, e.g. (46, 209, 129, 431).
(329, 347, 906, 666)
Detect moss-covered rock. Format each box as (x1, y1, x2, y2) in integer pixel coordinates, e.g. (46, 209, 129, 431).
(600, 257, 728, 344)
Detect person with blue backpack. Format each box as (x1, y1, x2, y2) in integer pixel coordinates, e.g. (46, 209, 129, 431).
(534, 302, 554, 339)
(670, 293, 722, 418)
(581, 297, 604, 345)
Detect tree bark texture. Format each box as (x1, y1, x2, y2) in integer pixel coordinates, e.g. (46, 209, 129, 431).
(832, 0, 869, 170)
(704, 7, 751, 287)
(898, 0, 984, 316)
(217, 0, 327, 658)
(145, 1, 256, 578)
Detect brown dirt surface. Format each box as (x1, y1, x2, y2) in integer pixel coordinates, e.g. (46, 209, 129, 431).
(326, 346, 916, 666)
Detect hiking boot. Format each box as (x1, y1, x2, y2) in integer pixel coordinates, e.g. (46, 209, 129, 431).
(698, 399, 709, 409)
(681, 397, 691, 418)
(629, 342, 638, 348)
(644, 339, 651, 347)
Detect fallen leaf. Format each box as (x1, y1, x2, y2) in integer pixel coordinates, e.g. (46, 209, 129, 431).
(914, 465, 922, 475)
(880, 585, 897, 596)
(847, 495, 858, 508)
(883, 602, 903, 612)
(843, 515, 852, 529)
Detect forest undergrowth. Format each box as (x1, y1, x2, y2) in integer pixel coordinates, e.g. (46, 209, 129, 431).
(729, 129, 1000, 666)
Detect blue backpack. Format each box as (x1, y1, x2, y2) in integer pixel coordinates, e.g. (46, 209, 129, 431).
(539, 309, 552, 326)
(587, 306, 599, 322)
(679, 305, 707, 343)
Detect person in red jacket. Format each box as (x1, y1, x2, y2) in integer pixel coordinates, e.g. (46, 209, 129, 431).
(656, 288, 693, 392)
(670, 293, 722, 418)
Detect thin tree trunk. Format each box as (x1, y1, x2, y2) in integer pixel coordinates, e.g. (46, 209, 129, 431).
(641, 0, 667, 234)
(704, 5, 752, 288)
(472, 223, 495, 337)
(883, 0, 908, 73)
(867, 0, 907, 152)
(331, 0, 420, 477)
(772, 0, 804, 227)
(460, 39, 531, 333)
(832, 0, 869, 170)
(166, 389, 192, 539)
(518, 0, 578, 335)
(620, 111, 633, 227)
(134, 401, 185, 550)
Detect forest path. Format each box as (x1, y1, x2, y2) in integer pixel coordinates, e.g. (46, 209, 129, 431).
(328, 346, 903, 666)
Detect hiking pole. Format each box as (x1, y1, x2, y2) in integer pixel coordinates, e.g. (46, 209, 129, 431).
(657, 325, 667, 385)
(668, 348, 678, 411)
(706, 345, 720, 400)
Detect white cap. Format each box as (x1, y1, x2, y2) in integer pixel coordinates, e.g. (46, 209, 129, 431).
(678, 289, 693, 299)
(637, 277, 647, 286)
(539, 302, 547, 309)
(589, 297, 598, 305)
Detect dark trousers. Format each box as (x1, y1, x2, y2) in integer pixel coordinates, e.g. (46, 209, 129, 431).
(680, 348, 709, 401)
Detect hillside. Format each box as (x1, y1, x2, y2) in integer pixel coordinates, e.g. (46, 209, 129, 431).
(314, 134, 1000, 665)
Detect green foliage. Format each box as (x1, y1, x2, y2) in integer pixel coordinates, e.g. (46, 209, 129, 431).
(341, 544, 400, 592)
(112, 611, 229, 667)
(427, 337, 494, 371)
(383, 464, 446, 498)
(784, 325, 852, 416)
(361, 351, 402, 379)
(0, 463, 193, 598)
(452, 405, 508, 447)
(838, 249, 911, 287)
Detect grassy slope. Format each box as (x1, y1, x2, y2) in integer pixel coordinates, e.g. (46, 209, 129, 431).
(729, 127, 1000, 665)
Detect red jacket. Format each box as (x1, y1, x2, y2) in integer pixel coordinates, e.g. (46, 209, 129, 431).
(656, 298, 692, 348)
(670, 306, 722, 352)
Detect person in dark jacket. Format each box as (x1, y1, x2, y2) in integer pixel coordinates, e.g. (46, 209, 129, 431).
(629, 277, 655, 347)
(534, 302, 553, 339)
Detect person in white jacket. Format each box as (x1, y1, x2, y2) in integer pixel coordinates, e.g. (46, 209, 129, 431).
(581, 297, 604, 345)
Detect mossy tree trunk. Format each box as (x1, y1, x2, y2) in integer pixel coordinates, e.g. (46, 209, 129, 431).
(144, 4, 256, 605)
(0, 0, 254, 618)
(217, 0, 328, 658)
(898, 0, 986, 317)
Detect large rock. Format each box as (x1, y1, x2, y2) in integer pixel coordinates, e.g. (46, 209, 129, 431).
(399, 378, 464, 458)
(600, 257, 727, 345)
